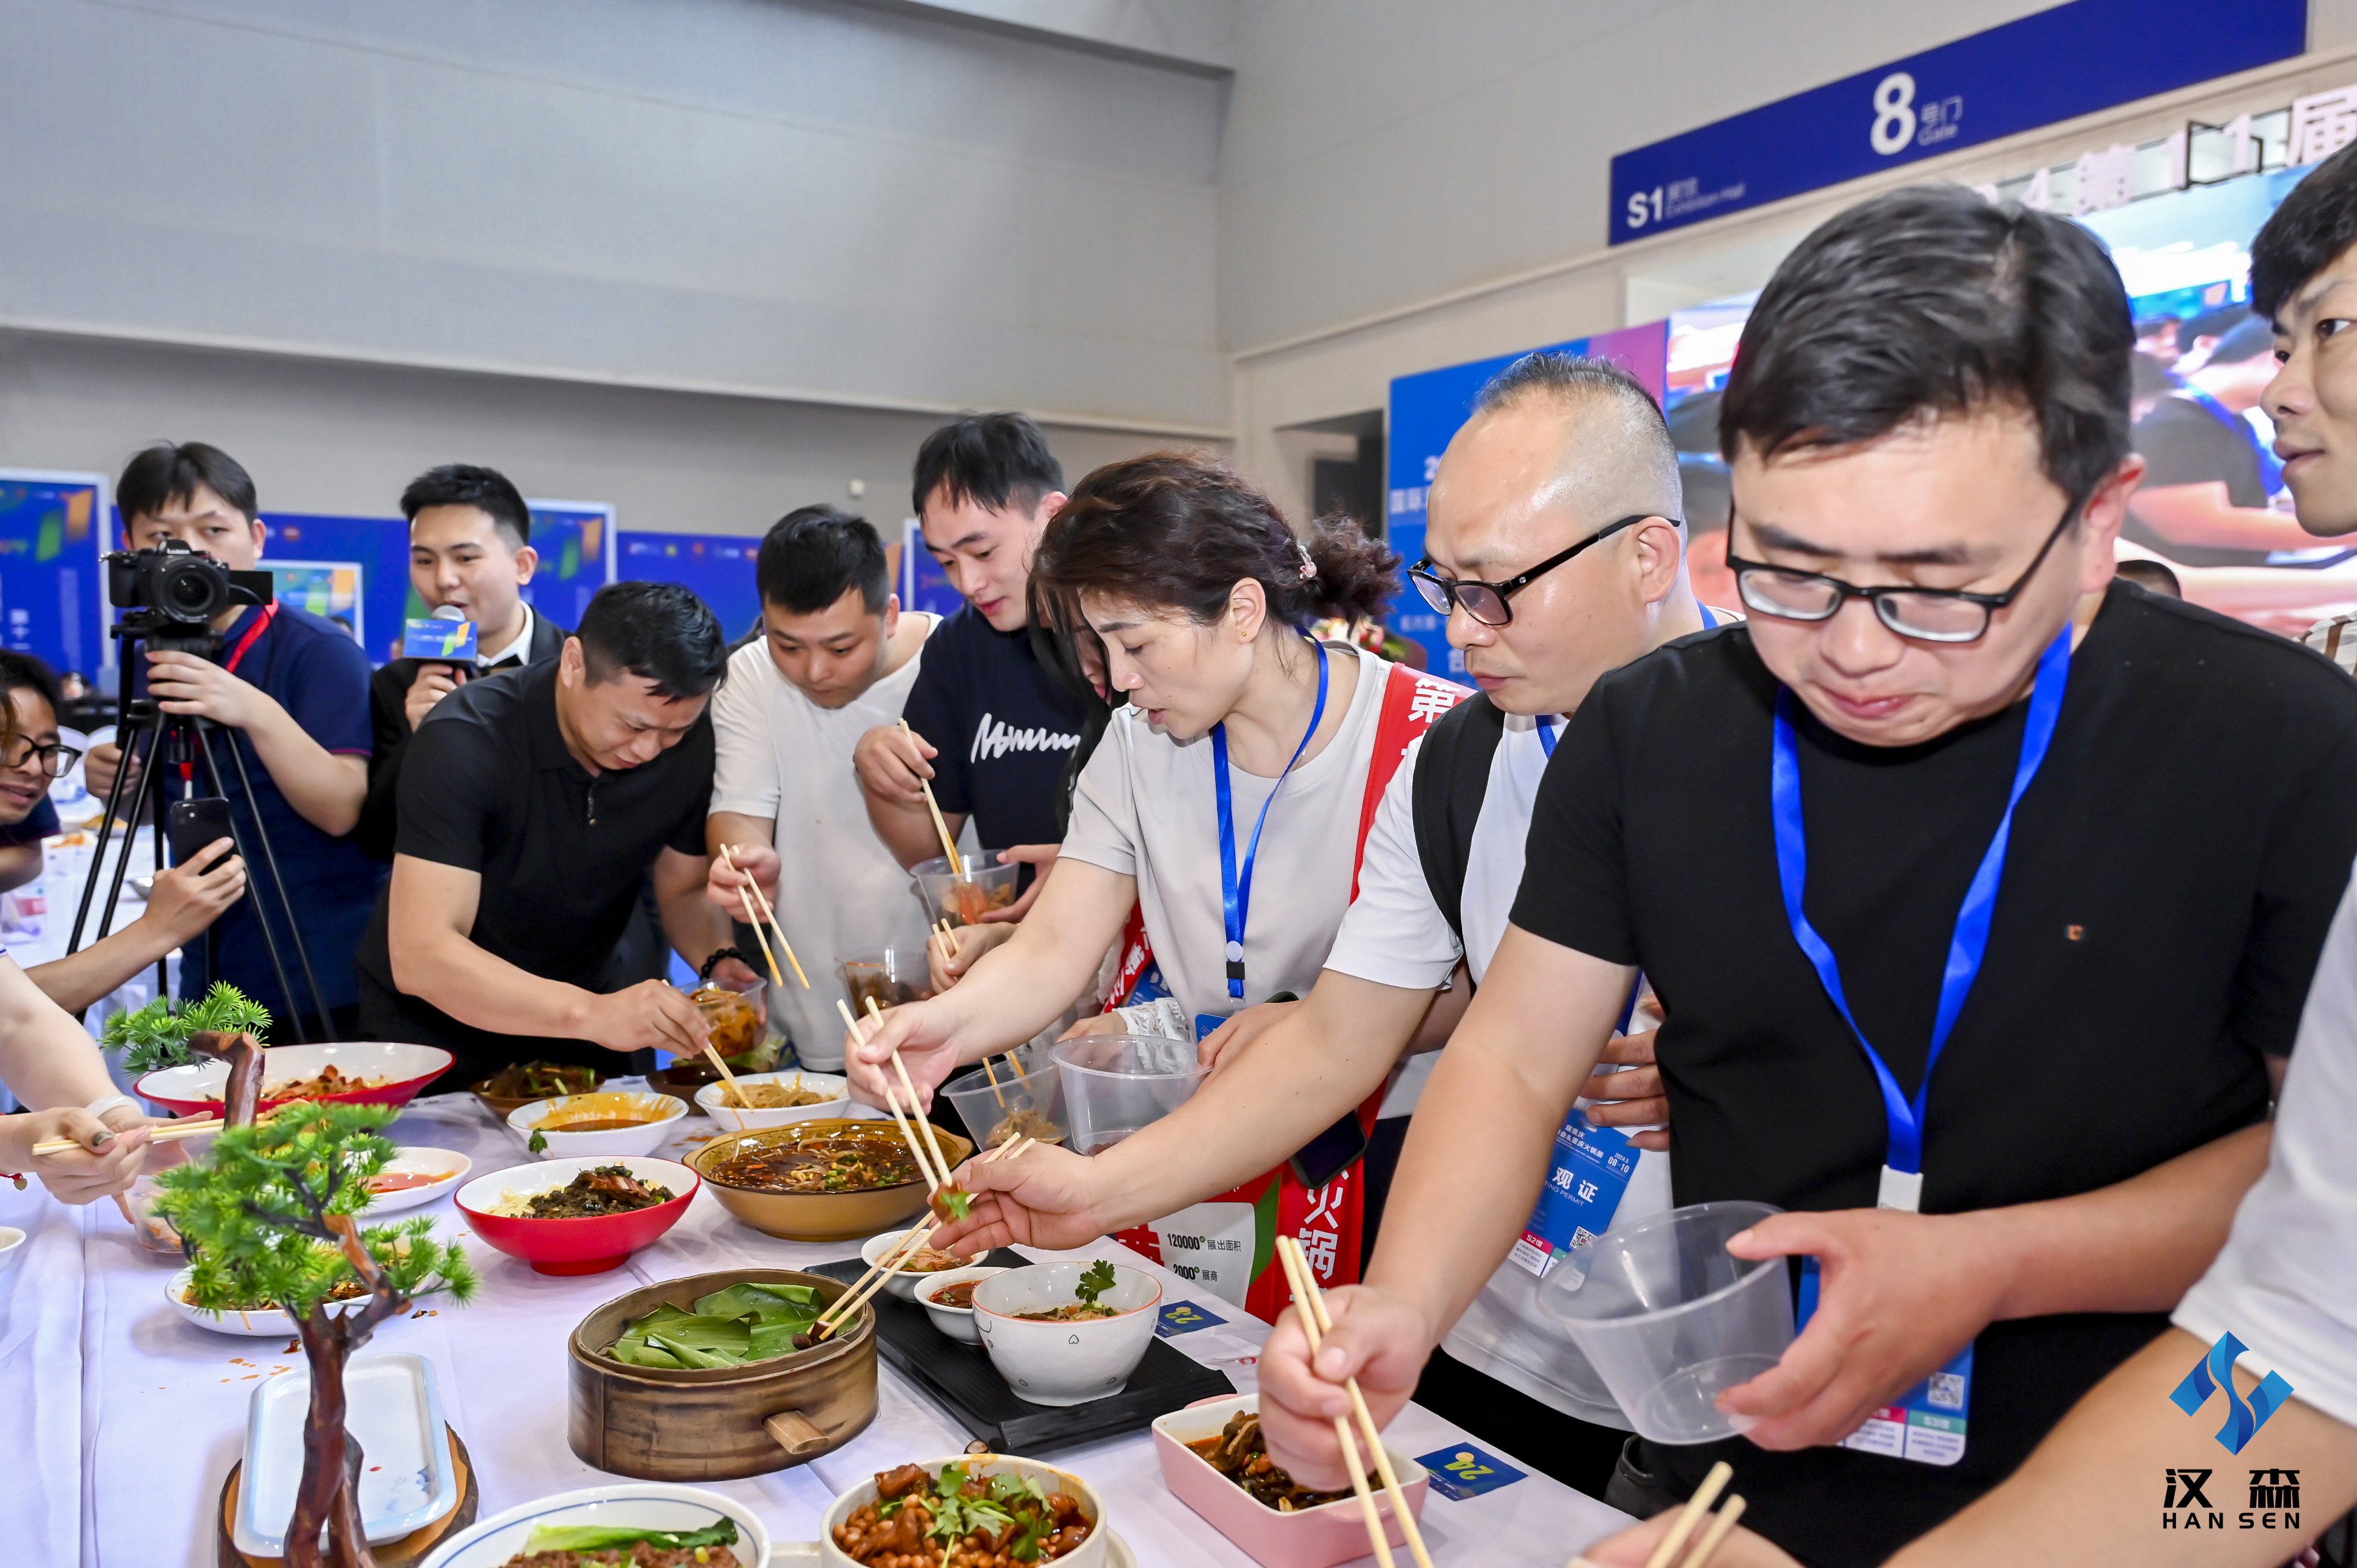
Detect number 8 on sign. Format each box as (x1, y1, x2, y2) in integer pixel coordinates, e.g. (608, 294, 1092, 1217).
(1871, 71, 1917, 155)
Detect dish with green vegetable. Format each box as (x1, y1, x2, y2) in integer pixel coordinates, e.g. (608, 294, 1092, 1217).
(1012, 1261, 1123, 1322)
(493, 1511, 742, 1567)
(604, 1279, 827, 1371)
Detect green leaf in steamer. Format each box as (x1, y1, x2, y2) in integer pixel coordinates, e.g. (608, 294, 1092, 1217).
(694, 1280, 817, 1322)
(746, 1319, 807, 1361)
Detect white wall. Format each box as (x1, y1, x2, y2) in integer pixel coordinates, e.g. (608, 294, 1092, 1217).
(0, 0, 1227, 436)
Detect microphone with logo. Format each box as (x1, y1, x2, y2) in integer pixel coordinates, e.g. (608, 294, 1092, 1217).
(402, 603, 479, 668)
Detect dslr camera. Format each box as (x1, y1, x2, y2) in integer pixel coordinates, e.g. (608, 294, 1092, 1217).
(107, 540, 274, 652)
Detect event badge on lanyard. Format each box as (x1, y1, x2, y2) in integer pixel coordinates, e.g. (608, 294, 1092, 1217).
(1774, 626, 2073, 1467)
(1199, 638, 1329, 1038)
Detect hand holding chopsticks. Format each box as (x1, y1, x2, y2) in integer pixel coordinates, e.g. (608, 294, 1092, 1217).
(1276, 1235, 1429, 1568)
(31, 1115, 218, 1157)
(1626, 1460, 1745, 1568)
(716, 843, 807, 989)
(900, 719, 964, 876)
(811, 1135, 1035, 1341)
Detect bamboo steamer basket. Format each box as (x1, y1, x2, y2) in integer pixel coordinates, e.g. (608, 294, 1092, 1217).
(569, 1267, 878, 1480)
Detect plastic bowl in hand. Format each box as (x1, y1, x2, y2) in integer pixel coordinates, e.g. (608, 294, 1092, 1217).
(419, 1481, 771, 1568)
(693, 1071, 850, 1131)
(507, 1091, 688, 1159)
(835, 949, 935, 1021)
(916, 1266, 1006, 1345)
(939, 1056, 1067, 1152)
(818, 1454, 1108, 1567)
(910, 853, 1021, 928)
(136, 1041, 454, 1118)
(972, 1262, 1161, 1406)
(454, 1156, 698, 1276)
(859, 1227, 985, 1301)
(1051, 1034, 1210, 1155)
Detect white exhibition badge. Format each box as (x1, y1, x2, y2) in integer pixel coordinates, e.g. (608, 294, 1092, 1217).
(1771, 627, 2074, 1465)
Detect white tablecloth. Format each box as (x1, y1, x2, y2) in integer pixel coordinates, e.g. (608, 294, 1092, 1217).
(1, 1090, 1629, 1566)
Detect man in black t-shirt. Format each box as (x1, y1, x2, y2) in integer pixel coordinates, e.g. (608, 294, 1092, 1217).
(2126, 312, 2320, 567)
(356, 582, 762, 1091)
(852, 414, 1091, 916)
(1259, 188, 2357, 1568)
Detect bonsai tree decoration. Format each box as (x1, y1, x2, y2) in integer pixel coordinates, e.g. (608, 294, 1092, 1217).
(156, 1102, 476, 1567)
(104, 982, 273, 1124)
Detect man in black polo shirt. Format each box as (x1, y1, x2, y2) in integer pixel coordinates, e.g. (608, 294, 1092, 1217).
(356, 581, 761, 1088)
(853, 413, 1092, 915)
(1260, 187, 2357, 1567)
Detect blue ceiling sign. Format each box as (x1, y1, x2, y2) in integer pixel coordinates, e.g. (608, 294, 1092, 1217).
(1609, 0, 2309, 245)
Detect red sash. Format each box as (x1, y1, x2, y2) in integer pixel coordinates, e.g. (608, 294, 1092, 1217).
(1106, 661, 1469, 1321)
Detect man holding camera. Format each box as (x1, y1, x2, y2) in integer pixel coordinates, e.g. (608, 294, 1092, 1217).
(84, 443, 375, 1040)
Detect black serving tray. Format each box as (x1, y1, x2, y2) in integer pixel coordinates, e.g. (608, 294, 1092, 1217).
(810, 1250, 1234, 1455)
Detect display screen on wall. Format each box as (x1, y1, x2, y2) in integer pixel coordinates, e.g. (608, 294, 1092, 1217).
(260, 514, 410, 665)
(0, 471, 107, 681)
(263, 562, 364, 646)
(521, 500, 617, 632)
(617, 531, 764, 643)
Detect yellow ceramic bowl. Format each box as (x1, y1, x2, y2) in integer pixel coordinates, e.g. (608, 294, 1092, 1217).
(689, 1118, 973, 1243)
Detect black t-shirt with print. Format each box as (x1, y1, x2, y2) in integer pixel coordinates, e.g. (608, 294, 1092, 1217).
(899, 605, 1091, 853)
(2126, 394, 2272, 567)
(1510, 585, 2357, 1567)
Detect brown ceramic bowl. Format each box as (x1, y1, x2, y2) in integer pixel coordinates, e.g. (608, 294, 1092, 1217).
(470, 1061, 605, 1119)
(688, 1117, 974, 1243)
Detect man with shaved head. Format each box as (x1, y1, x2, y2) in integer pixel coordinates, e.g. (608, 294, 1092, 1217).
(929, 351, 1714, 1493)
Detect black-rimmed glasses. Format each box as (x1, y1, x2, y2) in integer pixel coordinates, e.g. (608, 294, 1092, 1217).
(1722, 497, 2082, 644)
(1409, 514, 1664, 627)
(2, 740, 82, 779)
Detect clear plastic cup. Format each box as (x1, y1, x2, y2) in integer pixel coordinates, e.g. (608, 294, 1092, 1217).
(1051, 1034, 1210, 1155)
(913, 852, 1022, 927)
(836, 949, 935, 1021)
(940, 1041, 1068, 1152)
(1534, 1200, 1792, 1445)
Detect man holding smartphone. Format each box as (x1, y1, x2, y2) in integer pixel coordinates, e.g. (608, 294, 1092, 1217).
(83, 443, 375, 1040)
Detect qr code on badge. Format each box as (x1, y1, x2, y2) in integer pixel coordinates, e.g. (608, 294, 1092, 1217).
(1926, 1371, 1966, 1411)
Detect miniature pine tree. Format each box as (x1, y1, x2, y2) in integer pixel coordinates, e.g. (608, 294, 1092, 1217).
(156, 1102, 476, 1568)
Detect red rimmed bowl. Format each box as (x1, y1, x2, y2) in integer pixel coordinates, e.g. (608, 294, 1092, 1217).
(454, 1156, 698, 1276)
(136, 1041, 454, 1118)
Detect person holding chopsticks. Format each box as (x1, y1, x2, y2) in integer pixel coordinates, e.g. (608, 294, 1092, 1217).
(1257, 186, 2357, 1568)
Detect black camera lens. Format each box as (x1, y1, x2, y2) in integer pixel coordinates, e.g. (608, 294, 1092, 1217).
(163, 563, 220, 617)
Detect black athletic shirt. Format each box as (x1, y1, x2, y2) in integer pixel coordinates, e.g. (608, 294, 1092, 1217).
(1510, 583, 2357, 1567)
(899, 605, 1090, 853)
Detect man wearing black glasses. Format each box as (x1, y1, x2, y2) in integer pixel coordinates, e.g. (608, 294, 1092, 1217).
(0, 651, 250, 1013)
(1260, 187, 2357, 1568)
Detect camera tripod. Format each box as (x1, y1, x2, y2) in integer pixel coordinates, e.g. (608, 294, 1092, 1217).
(65, 614, 335, 1044)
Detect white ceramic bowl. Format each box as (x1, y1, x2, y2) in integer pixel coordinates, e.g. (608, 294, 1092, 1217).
(972, 1262, 1161, 1406)
(692, 1069, 850, 1131)
(860, 1227, 986, 1300)
(420, 1481, 771, 1568)
(0, 1226, 26, 1282)
(817, 1454, 1105, 1568)
(167, 1265, 368, 1338)
(361, 1147, 473, 1213)
(916, 1265, 1006, 1345)
(507, 1091, 688, 1158)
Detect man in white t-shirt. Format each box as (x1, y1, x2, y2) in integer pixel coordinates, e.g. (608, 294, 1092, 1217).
(933, 351, 1707, 1492)
(705, 507, 940, 1069)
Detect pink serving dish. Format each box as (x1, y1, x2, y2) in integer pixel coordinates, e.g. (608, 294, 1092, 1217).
(1152, 1392, 1429, 1568)
(454, 1156, 698, 1276)
(136, 1041, 453, 1118)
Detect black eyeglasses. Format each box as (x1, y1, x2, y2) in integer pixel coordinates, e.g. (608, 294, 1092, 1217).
(1409, 515, 1664, 627)
(2, 741, 82, 779)
(1722, 496, 2082, 644)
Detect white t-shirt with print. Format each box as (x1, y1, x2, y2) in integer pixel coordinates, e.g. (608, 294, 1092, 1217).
(710, 621, 939, 1068)
(1061, 645, 1394, 1024)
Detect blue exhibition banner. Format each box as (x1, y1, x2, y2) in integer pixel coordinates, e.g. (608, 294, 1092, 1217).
(1385, 322, 1668, 676)
(523, 500, 618, 633)
(258, 513, 409, 665)
(1609, 0, 2309, 245)
(0, 471, 108, 680)
(617, 530, 764, 643)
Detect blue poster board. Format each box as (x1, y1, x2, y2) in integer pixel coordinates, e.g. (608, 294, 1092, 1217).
(523, 500, 618, 633)
(258, 513, 409, 665)
(1386, 322, 1669, 675)
(0, 470, 108, 681)
(900, 519, 965, 619)
(616, 530, 764, 643)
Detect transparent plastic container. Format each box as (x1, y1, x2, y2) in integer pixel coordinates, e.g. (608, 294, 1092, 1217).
(1051, 1034, 1210, 1156)
(940, 1040, 1067, 1151)
(1535, 1200, 1792, 1445)
(912, 852, 1021, 927)
(836, 949, 935, 1021)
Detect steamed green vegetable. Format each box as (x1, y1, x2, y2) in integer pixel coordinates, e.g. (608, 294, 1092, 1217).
(521, 1514, 739, 1552)
(606, 1280, 823, 1369)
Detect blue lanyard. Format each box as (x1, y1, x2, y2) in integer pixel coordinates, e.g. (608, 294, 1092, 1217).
(1770, 628, 2072, 1207)
(1213, 638, 1331, 999)
(1535, 606, 1714, 760)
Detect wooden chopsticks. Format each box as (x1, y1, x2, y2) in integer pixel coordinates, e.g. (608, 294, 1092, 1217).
(717, 843, 808, 989)
(867, 995, 952, 1182)
(1639, 1460, 1745, 1568)
(1276, 1234, 1430, 1568)
(900, 719, 964, 876)
(811, 1135, 1034, 1341)
(32, 1115, 221, 1157)
(835, 999, 945, 1192)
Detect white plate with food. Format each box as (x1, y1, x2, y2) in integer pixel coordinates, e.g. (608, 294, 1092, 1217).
(169, 1265, 372, 1338)
(418, 1481, 770, 1568)
(361, 1147, 473, 1213)
(859, 1227, 985, 1300)
(694, 1069, 850, 1130)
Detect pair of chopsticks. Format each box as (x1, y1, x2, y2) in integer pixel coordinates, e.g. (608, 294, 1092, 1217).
(926, 924, 1011, 1116)
(901, 719, 963, 875)
(836, 997, 955, 1190)
(1619, 1461, 1744, 1568)
(1275, 1235, 1433, 1568)
(33, 1114, 220, 1157)
(811, 1134, 1036, 1340)
(717, 844, 808, 991)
